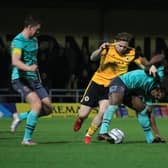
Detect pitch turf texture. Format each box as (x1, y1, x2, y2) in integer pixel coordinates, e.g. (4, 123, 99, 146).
(1, 117, 168, 168)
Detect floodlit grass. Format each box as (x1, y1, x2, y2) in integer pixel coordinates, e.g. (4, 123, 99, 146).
(0, 117, 168, 168)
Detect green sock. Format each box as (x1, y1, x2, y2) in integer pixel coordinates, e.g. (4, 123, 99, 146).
(18, 111, 30, 121)
(99, 105, 118, 134)
(23, 111, 38, 141)
(137, 112, 154, 143)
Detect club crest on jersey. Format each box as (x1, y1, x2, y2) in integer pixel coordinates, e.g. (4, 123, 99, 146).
(125, 57, 129, 61)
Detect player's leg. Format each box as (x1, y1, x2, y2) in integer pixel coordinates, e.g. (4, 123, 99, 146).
(35, 82, 53, 117)
(40, 97, 53, 117)
(98, 94, 122, 141)
(131, 96, 154, 143)
(10, 80, 33, 133)
(137, 111, 154, 143)
(98, 81, 125, 142)
(3, 102, 24, 133)
(73, 81, 97, 132)
(13, 79, 43, 145)
(22, 81, 53, 145)
(11, 102, 51, 133)
(11, 110, 30, 133)
(73, 105, 92, 132)
(22, 92, 41, 145)
(84, 99, 109, 144)
(98, 104, 119, 139)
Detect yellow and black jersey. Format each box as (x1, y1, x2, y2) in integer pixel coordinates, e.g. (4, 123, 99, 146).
(91, 43, 141, 87)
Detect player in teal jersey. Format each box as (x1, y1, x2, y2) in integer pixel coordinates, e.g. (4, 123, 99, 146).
(10, 15, 53, 145)
(98, 66, 167, 144)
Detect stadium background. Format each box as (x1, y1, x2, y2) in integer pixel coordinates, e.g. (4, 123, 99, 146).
(0, 0, 168, 118)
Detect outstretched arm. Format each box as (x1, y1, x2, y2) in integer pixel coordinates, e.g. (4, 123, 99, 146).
(135, 54, 165, 77)
(149, 111, 166, 142)
(149, 112, 161, 137)
(149, 54, 165, 65)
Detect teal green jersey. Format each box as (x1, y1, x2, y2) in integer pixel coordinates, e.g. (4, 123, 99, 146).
(11, 33, 38, 80)
(119, 66, 164, 97)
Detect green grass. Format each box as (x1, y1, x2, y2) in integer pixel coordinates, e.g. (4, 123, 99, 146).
(1, 117, 168, 168)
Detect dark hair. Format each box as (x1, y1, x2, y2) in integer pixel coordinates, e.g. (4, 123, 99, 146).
(24, 14, 41, 27)
(115, 32, 133, 43)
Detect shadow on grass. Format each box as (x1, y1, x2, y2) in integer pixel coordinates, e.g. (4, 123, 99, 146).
(124, 140, 146, 144)
(39, 141, 80, 144)
(38, 140, 147, 145)
(0, 131, 23, 140)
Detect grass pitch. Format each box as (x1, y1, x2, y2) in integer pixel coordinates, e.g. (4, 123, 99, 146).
(0, 117, 168, 168)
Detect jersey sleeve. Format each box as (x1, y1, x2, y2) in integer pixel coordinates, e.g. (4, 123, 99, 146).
(134, 57, 142, 65)
(11, 38, 23, 56)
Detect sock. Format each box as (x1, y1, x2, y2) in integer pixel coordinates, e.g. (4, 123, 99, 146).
(137, 111, 154, 143)
(13, 113, 19, 119)
(86, 124, 98, 137)
(99, 105, 118, 134)
(18, 111, 30, 121)
(23, 111, 38, 141)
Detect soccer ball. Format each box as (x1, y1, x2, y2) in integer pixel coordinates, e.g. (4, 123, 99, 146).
(108, 128, 125, 144)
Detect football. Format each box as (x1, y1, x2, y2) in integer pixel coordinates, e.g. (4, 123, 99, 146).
(108, 128, 125, 144)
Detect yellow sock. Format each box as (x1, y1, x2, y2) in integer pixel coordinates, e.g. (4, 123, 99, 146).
(86, 124, 98, 136)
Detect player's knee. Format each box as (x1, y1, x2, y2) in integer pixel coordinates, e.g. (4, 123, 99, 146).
(78, 106, 91, 119)
(43, 104, 53, 115)
(32, 100, 42, 113)
(131, 97, 145, 112)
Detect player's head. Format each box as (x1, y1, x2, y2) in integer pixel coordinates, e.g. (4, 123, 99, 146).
(114, 32, 133, 55)
(150, 87, 165, 102)
(115, 32, 133, 42)
(23, 14, 41, 38)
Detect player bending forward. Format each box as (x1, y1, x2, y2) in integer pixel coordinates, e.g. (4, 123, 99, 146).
(98, 66, 167, 144)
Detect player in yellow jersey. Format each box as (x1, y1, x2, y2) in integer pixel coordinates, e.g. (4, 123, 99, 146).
(73, 32, 158, 144)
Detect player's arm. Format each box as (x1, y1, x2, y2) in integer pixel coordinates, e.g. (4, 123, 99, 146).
(134, 56, 146, 69)
(148, 54, 165, 65)
(149, 111, 166, 141)
(134, 52, 164, 68)
(147, 105, 166, 142)
(134, 54, 163, 77)
(144, 54, 165, 77)
(90, 42, 109, 61)
(149, 111, 161, 137)
(12, 48, 37, 72)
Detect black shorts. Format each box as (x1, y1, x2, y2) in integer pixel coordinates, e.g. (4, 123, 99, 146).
(80, 81, 109, 108)
(11, 79, 49, 100)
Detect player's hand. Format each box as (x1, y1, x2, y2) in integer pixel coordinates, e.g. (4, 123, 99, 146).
(29, 64, 38, 72)
(149, 65, 157, 77)
(99, 42, 110, 50)
(153, 135, 167, 143)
